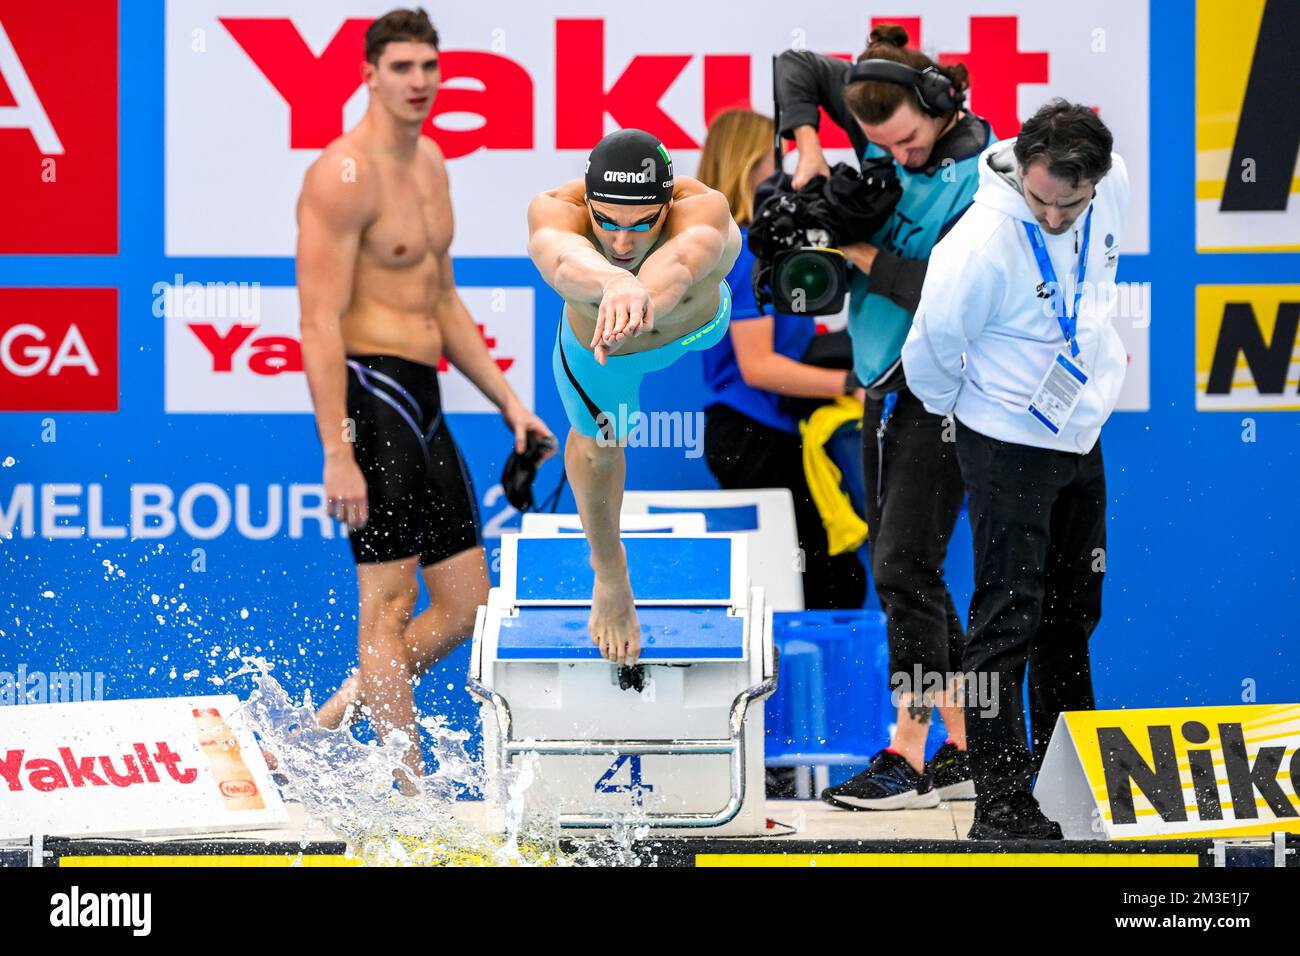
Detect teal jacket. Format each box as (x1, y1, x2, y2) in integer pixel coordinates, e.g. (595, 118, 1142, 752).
(850, 113, 994, 387)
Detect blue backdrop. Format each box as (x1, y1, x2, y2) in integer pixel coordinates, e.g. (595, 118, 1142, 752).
(1, 0, 1296, 750)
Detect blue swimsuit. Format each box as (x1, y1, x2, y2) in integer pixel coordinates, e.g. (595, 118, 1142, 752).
(552, 280, 732, 440)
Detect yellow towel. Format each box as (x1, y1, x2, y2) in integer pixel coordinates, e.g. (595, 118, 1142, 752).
(800, 396, 869, 555)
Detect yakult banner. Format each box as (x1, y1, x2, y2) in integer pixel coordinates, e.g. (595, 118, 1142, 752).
(0, 694, 287, 840)
(164, 0, 1150, 257)
(162, 283, 535, 413)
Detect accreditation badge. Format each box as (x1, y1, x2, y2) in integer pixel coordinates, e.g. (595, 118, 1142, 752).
(1027, 350, 1089, 435)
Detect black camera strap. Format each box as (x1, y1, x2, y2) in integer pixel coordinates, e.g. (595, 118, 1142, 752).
(771, 54, 784, 172)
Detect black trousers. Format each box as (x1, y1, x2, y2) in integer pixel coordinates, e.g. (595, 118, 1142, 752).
(955, 418, 1106, 810)
(704, 403, 866, 610)
(860, 387, 966, 682)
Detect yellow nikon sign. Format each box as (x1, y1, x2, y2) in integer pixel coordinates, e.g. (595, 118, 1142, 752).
(1196, 0, 1300, 252)
(1036, 703, 1300, 839)
(1196, 285, 1300, 411)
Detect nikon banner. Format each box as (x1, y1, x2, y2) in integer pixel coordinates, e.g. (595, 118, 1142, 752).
(1195, 284, 1300, 411)
(1196, 0, 1300, 252)
(1036, 704, 1300, 840)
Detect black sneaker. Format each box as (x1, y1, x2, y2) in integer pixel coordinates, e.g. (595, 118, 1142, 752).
(967, 790, 1064, 840)
(820, 749, 940, 810)
(926, 742, 976, 801)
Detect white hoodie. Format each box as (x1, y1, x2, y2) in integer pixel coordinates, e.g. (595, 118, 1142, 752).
(901, 137, 1130, 454)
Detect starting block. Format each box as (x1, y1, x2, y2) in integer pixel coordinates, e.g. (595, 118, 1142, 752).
(467, 533, 775, 835)
(519, 512, 708, 535)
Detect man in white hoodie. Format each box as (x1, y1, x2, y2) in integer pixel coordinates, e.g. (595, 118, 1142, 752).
(901, 100, 1129, 840)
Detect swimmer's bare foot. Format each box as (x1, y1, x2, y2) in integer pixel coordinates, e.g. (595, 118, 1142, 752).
(590, 569, 640, 666)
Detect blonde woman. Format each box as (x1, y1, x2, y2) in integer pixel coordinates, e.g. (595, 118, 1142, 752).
(696, 108, 866, 611)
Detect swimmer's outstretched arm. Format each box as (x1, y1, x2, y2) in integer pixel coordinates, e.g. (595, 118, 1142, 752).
(527, 183, 625, 301)
(633, 183, 739, 316)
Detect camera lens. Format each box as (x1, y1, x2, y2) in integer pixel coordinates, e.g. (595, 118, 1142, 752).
(776, 249, 839, 313)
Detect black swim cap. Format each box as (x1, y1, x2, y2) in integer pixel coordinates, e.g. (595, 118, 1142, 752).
(585, 129, 674, 205)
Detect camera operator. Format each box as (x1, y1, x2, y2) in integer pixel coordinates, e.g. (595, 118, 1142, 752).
(776, 24, 995, 810)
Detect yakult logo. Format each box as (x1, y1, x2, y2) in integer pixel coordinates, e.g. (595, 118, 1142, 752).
(189, 324, 303, 376)
(0, 742, 199, 793)
(0, 289, 118, 412)
(213, 13, 1050, 152)
(168, 4, 1150, 258)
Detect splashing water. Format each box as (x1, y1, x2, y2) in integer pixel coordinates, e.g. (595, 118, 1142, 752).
(227, 657, 564, 866)
(228, 658, 656, 867)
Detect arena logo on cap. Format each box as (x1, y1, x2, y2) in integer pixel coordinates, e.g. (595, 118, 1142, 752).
(605, 170, 650, 183)
(0, 289, 118, 412)
(0, 4, 117, 254)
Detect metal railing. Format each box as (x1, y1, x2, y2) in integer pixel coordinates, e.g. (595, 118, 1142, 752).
(466, 672, 776, 829)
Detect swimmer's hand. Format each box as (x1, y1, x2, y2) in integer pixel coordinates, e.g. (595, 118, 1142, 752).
(502, 398, 558, 459)
(592, 273, 654, 365)
(324, 449, 369, 529)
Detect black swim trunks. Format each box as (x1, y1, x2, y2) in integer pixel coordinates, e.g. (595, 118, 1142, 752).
(345, 354, 482, 566)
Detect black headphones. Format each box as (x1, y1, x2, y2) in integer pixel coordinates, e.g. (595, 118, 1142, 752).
(844, 59, 963, 117)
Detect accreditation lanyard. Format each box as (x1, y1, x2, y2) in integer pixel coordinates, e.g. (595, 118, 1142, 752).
(1022, 205, 1093, 358)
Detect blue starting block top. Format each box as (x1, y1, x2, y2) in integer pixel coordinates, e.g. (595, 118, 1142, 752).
(547, 523, 684, 535)
(647, 503, 759, 532)
(513, 536, 734, 604)
(497, 607, 744, 660)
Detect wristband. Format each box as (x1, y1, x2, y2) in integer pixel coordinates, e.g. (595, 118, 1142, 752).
(843, 369, 858, 395)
